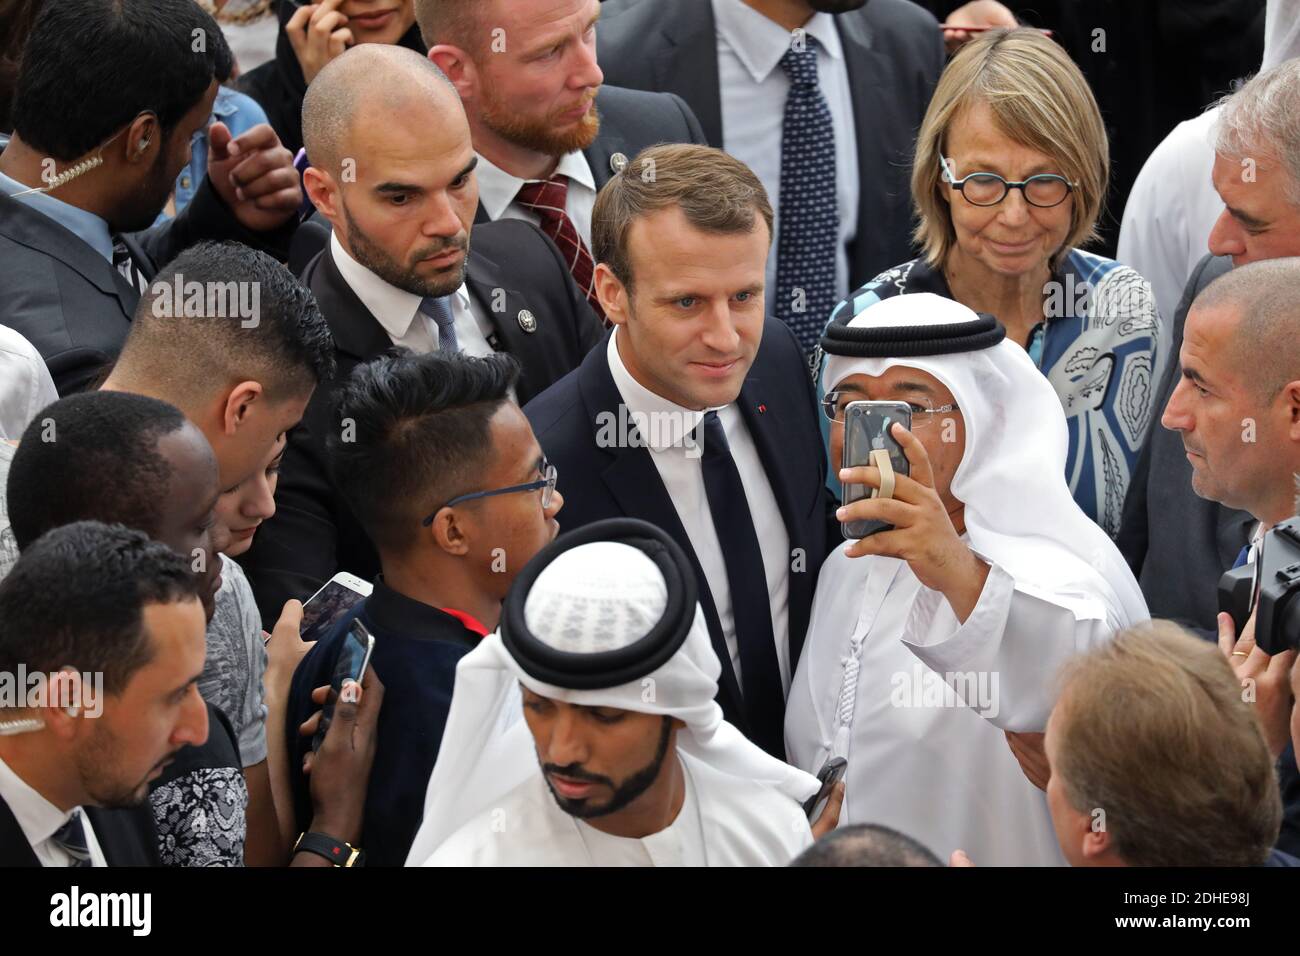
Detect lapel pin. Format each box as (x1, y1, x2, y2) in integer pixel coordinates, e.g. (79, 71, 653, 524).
(517, 309, 538, 333)
(610, 152, 629, 174)
(758, 404, 767, 414)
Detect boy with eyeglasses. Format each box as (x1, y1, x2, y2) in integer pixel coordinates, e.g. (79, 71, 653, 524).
(285, 349, 563, 866)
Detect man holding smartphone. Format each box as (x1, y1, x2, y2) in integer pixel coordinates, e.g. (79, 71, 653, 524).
(286, 350, 564, 866)
(785, 292, 1148, 866)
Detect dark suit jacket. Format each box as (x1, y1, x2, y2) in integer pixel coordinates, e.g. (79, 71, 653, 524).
(523, 319, 838, 742)
(1116, 253, 1253, 631)
(597, 0, 944, 287)
(0, 796, 159, 867)
(238, 218, 605, 624)
(0, 178, 296, 396)
(472, 83, 707, 226)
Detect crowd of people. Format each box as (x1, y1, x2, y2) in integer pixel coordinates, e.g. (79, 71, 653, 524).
(0, 0, 1297, 869)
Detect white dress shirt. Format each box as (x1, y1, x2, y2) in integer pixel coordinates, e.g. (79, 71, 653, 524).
(606, 330, 792, 693)
(474, 150, 598, 250)
(0, 755, 107, 866)
(329, 232, 495, 357)
(0, 326, 58, 441)
(712, 0, 859, 302)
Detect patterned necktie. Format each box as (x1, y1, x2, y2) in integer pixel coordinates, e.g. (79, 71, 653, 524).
(111, 236, 149, 296)
(515, 175, 606, 324)
(52, 810, 93, 867)
(419, 295, 459, 353)
(775, 37, 839, 354)
(698, 410, 787, 758)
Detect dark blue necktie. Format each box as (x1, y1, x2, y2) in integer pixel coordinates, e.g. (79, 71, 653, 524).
(775, 37, 839, 354)
(698, 411, 786, 757)
(419, 295, 459, 353)
(52, 810, 93, 867)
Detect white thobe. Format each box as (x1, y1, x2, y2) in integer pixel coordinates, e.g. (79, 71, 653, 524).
(423, 751, 811, 867)
(785, 546, 1122, 867)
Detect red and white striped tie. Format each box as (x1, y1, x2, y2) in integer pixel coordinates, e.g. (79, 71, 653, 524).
(515, 174, 607, 325)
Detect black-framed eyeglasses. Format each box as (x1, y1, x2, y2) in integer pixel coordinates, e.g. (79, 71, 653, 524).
(421, 460, 558, 526)
(821, 391, 960, 429)
(940, 157, 1076, 209)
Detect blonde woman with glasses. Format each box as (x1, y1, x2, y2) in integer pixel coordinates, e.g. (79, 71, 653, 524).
(817, 28, 1163, 537)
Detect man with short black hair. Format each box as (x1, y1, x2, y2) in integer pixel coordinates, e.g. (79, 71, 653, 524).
(0, 0, 304, 395)
(0, 522, 208, 866)
(74, 242, 334, 862)
(287, 349, 563, 866)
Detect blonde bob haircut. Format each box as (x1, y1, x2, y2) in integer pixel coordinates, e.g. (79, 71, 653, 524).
(911, 28, 1109, 272)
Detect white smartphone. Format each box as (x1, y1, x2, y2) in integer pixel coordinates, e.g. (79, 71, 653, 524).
(299, 571, 373, 643)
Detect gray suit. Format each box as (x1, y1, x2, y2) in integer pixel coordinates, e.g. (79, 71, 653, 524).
(596, 0, 945, 287)
(0, 177, 295, 396)
(1116, 253, 1253, 632)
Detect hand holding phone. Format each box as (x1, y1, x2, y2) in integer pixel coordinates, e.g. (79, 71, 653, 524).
(804, 756, 848, 821)
(299, 572, 373, 643)
(841, 401, 911, 540)
(311, 620, 375, 752)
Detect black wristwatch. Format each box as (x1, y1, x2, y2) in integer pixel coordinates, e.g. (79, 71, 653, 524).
(293, 831, 365, 867)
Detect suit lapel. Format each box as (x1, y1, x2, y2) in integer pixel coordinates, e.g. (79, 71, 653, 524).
(836, 15, 898, 280)
(736, 375, 812, 666)
(306, 245, 398, 364)
(0, 193, 138, 320)
(653, 1, 724, 147)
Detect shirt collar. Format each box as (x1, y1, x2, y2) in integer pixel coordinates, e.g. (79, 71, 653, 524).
(606, 329, 722, 451)
(0, 169, 115, 263)
(474, 149, 597, 222)
(366, 576, 489, 643)
(712, 0, 844, 83)
(0, 753, 80, 851)
(329, 231, 470, 341)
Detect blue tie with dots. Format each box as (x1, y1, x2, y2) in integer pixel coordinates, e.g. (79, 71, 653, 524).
(775, 37, 839, 354)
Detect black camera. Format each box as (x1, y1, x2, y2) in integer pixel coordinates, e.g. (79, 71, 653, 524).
(1217, 516, 1300, 655)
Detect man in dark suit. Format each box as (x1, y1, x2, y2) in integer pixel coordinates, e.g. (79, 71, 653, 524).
(1117, 253, 1249, 631)
(416, 0, 708, 320)
(0, 523, 207, 867)
(0, 0, 304, 396)
(238, 46, 603, 623)
(525, 145, 837, 757)
(597, 0, 944, 350)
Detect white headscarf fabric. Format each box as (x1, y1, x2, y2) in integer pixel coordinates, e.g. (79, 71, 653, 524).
(405, 541, 820, 865)
(821, 293, 1148, 627)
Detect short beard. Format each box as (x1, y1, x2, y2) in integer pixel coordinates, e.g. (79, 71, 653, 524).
(114, 145, 177, 233)
(541, 716, 673, 820)
(480, 88, 601, 157)
(341, 196, 469, 298)
(77, 722, 168, 809)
